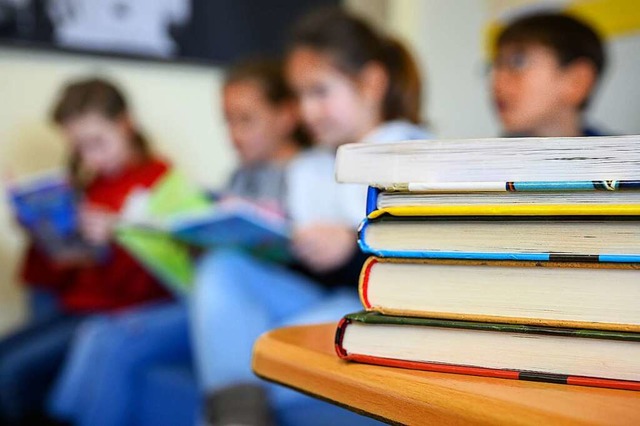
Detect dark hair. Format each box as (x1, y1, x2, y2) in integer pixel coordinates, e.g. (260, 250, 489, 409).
(224, 58, 311, 147)
(51, 78, 151, 188)
(290, 7, 422, 124)
(496, 12, 605, 107)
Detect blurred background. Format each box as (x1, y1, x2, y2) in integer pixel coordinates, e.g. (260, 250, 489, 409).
(1, 0, 639, 334)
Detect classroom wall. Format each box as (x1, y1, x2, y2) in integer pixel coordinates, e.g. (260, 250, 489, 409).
(1, 0, 639, 335)
(386, 0, 499, 138)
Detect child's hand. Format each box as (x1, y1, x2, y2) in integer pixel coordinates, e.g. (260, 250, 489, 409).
(78, 203, 118, 246)
(52, 247, 96, 268)
(291, 224, 357, 273)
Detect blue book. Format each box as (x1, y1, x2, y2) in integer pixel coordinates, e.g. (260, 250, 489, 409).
(121, 198, 291, 262)
(170, 207, 290, 260)
(7, 171, 101, 261)
(357, 215, 640, 263)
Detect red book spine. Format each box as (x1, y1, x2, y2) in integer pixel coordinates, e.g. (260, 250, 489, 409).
(334, 320, 640, 392)
(359, 257, 377, 310)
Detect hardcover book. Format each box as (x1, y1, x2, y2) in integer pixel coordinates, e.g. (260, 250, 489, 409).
(365, 186, 640, 218)
(358, 215, 640, 262)
(335, 311, 640, 391)
(358, 257, 640, 332)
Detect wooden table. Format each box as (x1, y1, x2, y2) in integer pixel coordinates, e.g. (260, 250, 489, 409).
(252, 323, 640, 425)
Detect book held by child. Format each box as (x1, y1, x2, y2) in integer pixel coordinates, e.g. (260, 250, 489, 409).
(116, 171, 291, 293)
(6, 170, 102, 262)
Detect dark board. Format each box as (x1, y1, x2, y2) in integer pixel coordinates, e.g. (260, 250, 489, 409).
(0, 0, 339, 66)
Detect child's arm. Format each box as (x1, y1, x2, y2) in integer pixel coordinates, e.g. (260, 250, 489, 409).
(43, 202, 117, 267)
(78, 202, 119, 246)
(291, 223, 358, 273)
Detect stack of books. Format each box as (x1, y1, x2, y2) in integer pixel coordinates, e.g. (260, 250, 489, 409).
(333, 135, 640, 391)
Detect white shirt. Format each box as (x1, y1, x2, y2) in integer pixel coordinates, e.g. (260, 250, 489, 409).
(287, 120, 432, 228)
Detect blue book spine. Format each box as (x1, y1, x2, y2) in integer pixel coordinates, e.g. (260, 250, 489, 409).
(365, 186, 380, 216)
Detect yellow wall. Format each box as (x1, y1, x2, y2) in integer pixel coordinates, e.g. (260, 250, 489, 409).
(0, 47, 234, 333)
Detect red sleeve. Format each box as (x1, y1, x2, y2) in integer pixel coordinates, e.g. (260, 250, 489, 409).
(85, 158, 170, 210)
(20, 243, 73, 293)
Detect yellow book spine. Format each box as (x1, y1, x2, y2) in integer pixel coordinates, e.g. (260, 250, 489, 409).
(368, 204, 640, 219)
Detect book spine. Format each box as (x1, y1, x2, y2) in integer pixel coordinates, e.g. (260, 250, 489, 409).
(342, 353, 640, 391)
(334, 317, 350, 358)
(368, 204, 640, 220)
(380, 180, 640, 192)
(358, 257, 378, 310)
(355, 247, 640, 263)
(512, 180, 640, 191)
(357, 219, 386, 258)
(599, 254, 640, 262)
(365, 186, 380, 216)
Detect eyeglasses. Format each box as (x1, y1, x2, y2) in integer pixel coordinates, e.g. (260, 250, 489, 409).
(486, 47, 560, 76)
(492, 51, 531, 73)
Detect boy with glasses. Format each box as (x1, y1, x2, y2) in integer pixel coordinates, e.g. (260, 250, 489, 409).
(491, 12, 606, 137)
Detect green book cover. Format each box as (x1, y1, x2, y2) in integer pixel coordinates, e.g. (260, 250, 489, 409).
(116, 170, 212, 295)
(344, 311, 640, 342)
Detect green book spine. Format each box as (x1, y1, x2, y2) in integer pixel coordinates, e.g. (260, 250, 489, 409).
(344, 311, 640, 342)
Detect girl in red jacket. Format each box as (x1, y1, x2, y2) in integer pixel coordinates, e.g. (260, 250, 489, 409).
(0, 78, 171, 425)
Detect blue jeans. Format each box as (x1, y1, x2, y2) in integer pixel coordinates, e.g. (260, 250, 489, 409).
(28, 287, 61, 322)
(48, 301, 190, 426)
(190, 249, 361, 405)
(0, 313, 84, 424)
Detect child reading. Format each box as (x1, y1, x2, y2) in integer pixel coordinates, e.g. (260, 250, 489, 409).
(0, 77, 172, 425)
(47, 59, 309, 426)
(192, 8, 432, 426)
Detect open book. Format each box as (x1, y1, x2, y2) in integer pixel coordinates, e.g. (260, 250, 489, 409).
(6, 170, 102, 262)
(115, 170, 212, 295)
(121, 193, 290, 254)
(117, 174, 291, 294)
